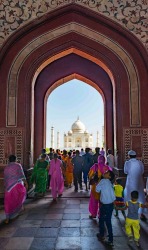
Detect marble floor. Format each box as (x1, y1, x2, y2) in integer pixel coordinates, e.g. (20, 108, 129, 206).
(0, 186, 147, 250)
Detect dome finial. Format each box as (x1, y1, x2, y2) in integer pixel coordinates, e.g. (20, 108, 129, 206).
(77, 116, 79, 120)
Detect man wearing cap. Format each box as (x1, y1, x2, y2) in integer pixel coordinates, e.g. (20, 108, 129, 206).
(124, 150, 146, 220)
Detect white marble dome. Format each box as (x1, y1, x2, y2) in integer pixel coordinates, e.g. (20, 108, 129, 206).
(71, 117, 85, 133)
(68, 130, 73, 134)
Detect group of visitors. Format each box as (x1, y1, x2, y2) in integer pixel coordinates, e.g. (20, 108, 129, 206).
(3, 147, 148, 248)
(94, 149, 148, 247)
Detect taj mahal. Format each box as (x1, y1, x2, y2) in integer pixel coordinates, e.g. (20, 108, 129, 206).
(50, 117, 100, 150)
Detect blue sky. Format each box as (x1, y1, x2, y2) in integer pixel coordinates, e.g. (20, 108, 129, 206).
(46, 79, 104, 149)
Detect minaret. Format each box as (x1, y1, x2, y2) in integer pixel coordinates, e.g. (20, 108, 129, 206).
(96, 131, 99, 147)
(102, 126, 104, 147)
(57, 131, 60, 148)
(51, 126, 54, 149)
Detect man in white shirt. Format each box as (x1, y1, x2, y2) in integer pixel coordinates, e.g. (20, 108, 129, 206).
(106, 149, 115, 169)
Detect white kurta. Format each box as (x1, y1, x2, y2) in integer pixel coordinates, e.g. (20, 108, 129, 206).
(124, 158, 145, 204)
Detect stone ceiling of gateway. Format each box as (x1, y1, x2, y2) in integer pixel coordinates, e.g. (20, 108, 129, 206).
(0, 0, 147, 50)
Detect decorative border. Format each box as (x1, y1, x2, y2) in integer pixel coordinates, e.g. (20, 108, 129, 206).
(124, 128, 148, 165)
(0, 1, 147, 50)
(0, 128, 24, 166)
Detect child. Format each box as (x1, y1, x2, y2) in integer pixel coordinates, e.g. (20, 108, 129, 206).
(96, 169, 115, 246)
(114, 178, 126, 219)
(121, 190, 148, 247)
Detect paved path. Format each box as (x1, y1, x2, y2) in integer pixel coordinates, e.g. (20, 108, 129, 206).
(0, 186, 147, 250)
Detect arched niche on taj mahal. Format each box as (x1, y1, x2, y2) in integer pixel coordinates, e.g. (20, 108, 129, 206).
(0, 4, 148, 174)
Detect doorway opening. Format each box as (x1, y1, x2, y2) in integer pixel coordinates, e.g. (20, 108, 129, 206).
(34, 53, 114, 162)
(46, 79, 104, 152)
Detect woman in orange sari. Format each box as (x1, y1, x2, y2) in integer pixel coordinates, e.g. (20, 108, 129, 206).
(61, 150, 68, 186)
(88, 155, 110, 218)
(65, 152, 74, 188)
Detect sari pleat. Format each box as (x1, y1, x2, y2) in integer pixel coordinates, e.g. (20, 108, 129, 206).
(4, 161, 27, 220)
(4, 183, 26, 219)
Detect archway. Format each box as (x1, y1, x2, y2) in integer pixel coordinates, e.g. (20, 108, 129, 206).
(34, 53, 114, 161)
(46, 78, 105, 150)
(0, 4, 147, 173)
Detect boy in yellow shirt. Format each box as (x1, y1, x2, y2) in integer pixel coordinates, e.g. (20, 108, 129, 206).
(114, 178, 126, 219)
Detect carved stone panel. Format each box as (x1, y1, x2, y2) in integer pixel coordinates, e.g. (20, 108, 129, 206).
(0, 128, 24, 166)
(124, 128, 148, 166)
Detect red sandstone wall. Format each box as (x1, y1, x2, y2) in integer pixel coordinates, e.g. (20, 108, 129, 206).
(0, 5, 147, 175)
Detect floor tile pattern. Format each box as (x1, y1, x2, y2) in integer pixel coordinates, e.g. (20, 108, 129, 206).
(0, 187, 148, 250)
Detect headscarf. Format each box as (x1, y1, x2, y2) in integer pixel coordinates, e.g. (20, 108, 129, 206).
(98, 155, 105, 165)
(98, 155, 109, 174)
(4, 162, 26, 191)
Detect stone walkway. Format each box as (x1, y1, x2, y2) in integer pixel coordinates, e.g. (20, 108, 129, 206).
(0, 186, 147, 250)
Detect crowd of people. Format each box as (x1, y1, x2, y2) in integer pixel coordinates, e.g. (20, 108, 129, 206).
(3, 147, 148, 248)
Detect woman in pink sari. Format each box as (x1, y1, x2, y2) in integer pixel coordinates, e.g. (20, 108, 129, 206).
(4, 155, 28, 223)
(49, 153, 64, 201)
(88, 155, 110, 218)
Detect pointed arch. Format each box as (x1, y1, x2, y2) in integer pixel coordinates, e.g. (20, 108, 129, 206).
(0, 4, 147, 169)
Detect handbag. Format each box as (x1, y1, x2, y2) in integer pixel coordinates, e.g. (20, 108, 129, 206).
(89, 165, 99, 185)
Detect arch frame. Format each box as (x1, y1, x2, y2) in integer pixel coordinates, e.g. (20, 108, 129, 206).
(0, 4, 147, 171)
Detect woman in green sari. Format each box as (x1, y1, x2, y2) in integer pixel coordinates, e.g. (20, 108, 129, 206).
(31, 154, 49, 197)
